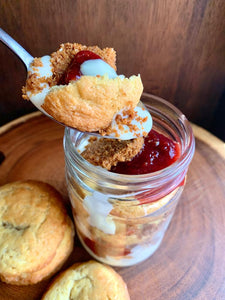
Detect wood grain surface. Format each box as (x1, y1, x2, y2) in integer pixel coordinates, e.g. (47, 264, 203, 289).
(0, 112, 224, 300)
(0, 0, 225, 141)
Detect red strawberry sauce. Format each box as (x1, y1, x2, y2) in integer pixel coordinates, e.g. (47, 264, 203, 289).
(59, 50, 101, 84)
(111, 130, 181, 175)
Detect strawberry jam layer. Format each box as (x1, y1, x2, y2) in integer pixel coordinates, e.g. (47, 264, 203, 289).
(59, 50, 101, 84)
(111, 130, 181, 175)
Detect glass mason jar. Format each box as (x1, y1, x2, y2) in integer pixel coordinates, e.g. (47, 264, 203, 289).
(63, 93, 195, 267)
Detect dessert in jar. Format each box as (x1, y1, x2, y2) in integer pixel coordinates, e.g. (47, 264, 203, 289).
(23, 43, 195, 266)
(64, 92, 195, 266)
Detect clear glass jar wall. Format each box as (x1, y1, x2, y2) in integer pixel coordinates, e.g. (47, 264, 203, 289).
(63, 93, 195, 267)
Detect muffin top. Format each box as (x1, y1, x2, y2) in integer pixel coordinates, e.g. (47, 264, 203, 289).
(42, 260, 130, 300)
(0, 180, 73, 284)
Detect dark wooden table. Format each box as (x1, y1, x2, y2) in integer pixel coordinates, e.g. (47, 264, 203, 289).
(0, 112, 224, 300)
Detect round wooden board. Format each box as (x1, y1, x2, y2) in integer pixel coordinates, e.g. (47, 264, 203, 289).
(0, 112, 224, 300)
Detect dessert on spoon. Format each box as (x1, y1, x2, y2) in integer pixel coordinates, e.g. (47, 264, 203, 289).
(0, 28, 152, 140)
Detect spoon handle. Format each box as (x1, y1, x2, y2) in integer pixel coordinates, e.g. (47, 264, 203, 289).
(0, 28, 33, 69)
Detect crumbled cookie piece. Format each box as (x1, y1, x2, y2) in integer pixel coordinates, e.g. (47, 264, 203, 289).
(22, 57, 54, 100)
(51, 43, 117, 84)
(100, 107, 149, 138)
(81, 137, 144, 170)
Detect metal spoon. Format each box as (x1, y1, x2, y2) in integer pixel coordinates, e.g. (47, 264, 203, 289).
(0, 28, 152, 139)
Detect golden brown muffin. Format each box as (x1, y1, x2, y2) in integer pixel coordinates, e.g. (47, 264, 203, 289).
(0, 180, 74, 285)
(41, 260, 130, 300)
(22, 43, 143, 132)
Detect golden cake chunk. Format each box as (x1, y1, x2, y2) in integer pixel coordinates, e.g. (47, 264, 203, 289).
(42, 75, 143, 132)
(42, 260, 130, 300)
(0, 180, 74, 285)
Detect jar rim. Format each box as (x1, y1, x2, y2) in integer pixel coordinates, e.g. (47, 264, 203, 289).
(64, 93, 195, 186)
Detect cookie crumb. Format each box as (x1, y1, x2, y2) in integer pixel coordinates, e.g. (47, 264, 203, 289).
(81, 137, 144, 170)
(100, 107, 149, 138)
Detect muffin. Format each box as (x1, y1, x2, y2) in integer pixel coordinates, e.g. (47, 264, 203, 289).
(0, 180, 74, 285)
(42, 260, 130, 300)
